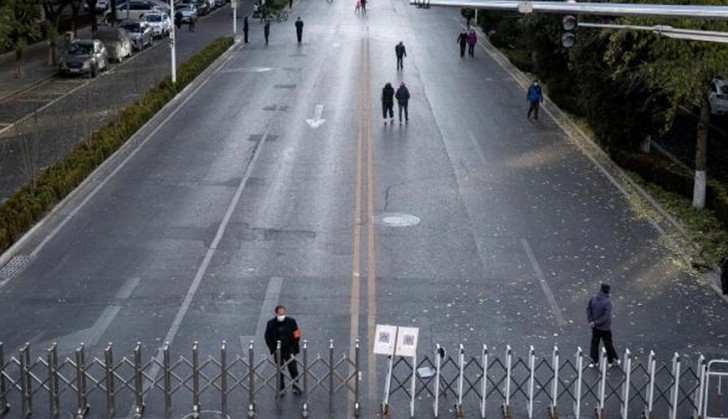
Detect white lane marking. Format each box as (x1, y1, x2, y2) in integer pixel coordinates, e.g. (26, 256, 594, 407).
(240, 276, 284, 349)
(115, 276, 141, 299)
(28, 276, 140, 354)
(521, 238, 568, 327)
(305, 104, 327, 128)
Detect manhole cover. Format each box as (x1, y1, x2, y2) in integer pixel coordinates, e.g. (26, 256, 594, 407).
(380, 213, 420, 227)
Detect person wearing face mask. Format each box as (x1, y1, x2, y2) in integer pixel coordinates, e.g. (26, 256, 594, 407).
(265, 305, 302, 394)
(526, 79, 544, 120)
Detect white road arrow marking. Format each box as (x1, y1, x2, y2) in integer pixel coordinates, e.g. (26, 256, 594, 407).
(306, 104, 327, 128)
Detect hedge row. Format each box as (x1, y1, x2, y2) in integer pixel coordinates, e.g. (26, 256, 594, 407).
(0, 36, 234, 253)
(612, 150, 728, 228)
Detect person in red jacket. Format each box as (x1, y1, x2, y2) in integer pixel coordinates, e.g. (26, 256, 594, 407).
(265, 305, 303, 394)
(395, 82, 411, 124)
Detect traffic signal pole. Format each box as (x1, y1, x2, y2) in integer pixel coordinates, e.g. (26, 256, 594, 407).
(409, 0, 728, 21)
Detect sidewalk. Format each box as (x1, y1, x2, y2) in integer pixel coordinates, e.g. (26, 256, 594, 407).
(0, 27, 93, 102)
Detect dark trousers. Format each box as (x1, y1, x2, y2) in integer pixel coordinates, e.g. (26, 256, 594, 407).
(243, 29, 249, 43)
(277, 353, 300, 391)
(396, 56, 404, 70)
(398, 101, 408, 122)
(527, 101, 540, 119)
(459, 43, 466, 57)
(297, 30, 302, 43)
(590, 329, 618, 363)
(383, 102, 393, 119)
(468, 44, 475, 57)
(264, 32, 269, 45)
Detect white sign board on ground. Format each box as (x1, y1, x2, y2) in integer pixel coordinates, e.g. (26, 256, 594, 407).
(395, 327, 419, 358)
(373, 324, 397, 356)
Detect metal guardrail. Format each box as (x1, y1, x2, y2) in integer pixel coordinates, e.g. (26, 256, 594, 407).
(1, 340, 727, 418)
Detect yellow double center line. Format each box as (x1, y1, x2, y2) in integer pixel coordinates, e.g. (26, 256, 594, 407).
(349, 37, 378, 417)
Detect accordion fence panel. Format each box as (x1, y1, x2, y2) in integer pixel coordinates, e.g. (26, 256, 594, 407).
(0, 340, 726, 418)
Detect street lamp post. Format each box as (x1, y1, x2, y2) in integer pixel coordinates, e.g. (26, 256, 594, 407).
(170, 0, 176, 83)
(232, 0, 237, 37)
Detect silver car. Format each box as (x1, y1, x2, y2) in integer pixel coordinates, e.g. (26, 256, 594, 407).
(119, 20, 154, 50)
(59, 40, 108, 77)
(95, 27, 133, 62)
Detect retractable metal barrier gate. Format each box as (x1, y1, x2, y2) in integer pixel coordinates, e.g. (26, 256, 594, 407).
(384, 344, 718, 418)
(1, 339, 725, 418)
(0, 340, 360, 418)
(702, 360, 728, 419)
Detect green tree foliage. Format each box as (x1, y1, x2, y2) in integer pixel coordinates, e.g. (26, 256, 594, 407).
(0, 0, 42, 78)
(604, 0, 728, 208)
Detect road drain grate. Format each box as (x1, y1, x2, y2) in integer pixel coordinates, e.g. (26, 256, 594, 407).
(0, 254, 33, 282)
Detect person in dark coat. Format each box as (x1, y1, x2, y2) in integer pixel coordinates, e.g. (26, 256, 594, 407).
(456, 30, 468, 57)
(721, 256, 728, 295)
(395, 82, 410, 124)
(265, 305, 302, 394)
(295, 17, 304, 43)
(174, 10, 183, 30)
(586, 284, 620, 368)
(526, 79, 543, 120)
(381, 82, 395, 124)
(395, 41, 407, 71)
(263, 18, 271, 45)
(361, 0, 366, 10)
(243, 15, 249, 43)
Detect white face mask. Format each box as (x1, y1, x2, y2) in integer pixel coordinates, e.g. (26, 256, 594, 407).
(276, 315, 286, 322)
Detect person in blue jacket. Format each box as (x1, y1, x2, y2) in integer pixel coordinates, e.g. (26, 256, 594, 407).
(586, 284, 620, 368)
(526, 79, 543, 120)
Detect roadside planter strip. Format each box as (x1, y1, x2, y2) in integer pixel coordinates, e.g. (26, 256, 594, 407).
(0, 37, 234, 253)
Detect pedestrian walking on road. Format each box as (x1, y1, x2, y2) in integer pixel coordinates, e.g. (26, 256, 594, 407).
(295, 17, 304, 43)
(395, 82, 410, 124)
(289, 0, 293, 7)
(381, 82, 395, 124)
(263, 18, 271, 45)
(243, 15, 249, 43)
(457, 30, 468, 57)
(526, 79, 543, 120)
(395, 41, 407, 71)
(720, 256, 728, 295)
(361, 0, 367, 11)
(265, 305, 303, 395)
(586, 284, 620, 368)
(355, 0, 361, 13)
(467, 30, 477, 57)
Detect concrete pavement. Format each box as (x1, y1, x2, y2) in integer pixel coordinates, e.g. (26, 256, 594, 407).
(0, 0, 726, 417)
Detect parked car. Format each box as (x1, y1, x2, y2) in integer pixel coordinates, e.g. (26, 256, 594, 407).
(95, 27, 133, 62)
(140, 12, 171, 37)
(119, 20, 154, 50)
(104, 0, 165, 21)
(709, 76, 728, 115)
(145, 0, 171, 14)
(182, 0, 208, 15)
(213, 0, 225, 7)
(84, 0, 110, 12)
(59, 39, 108, 77)
(175, 4, 198, 24)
